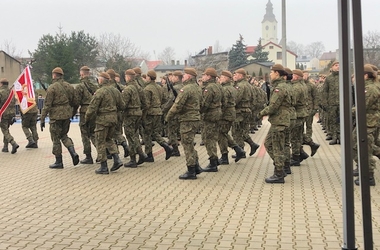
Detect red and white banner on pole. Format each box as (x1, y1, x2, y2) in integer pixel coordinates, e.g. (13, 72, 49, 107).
(14, 65, 36, 114)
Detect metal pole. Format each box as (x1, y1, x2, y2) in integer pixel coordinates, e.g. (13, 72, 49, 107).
(351, 0, 373, 249)
(338, 0, 356, 248)
(281, 0, 287, 67)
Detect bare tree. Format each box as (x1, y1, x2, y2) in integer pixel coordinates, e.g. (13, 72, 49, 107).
(363, 30, 380, 67)
(158, 47, 176, 65)
(305, 41, 325, 59)
(286, 41, 305, 57)
(1, 39, 23, 58)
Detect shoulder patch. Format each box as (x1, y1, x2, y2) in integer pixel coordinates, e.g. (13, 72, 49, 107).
(204, 89, 208, 92)
(235, 86, 239, 89)
(274, 88, 280, 92)
(180, 89, 184, 92)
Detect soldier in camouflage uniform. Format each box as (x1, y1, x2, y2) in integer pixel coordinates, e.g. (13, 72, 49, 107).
(322, 62, 340, 145)
(200, 68, 223, 172)
(143, 70, 173, 162)
(74, 66, 99, 164)
(232, 68, 260, 157)
(40, 67, 79, 168)
(302, 71, 320, 156)
(21, 91, 39, 149)
(106, 69, 129, 158)
(352, 65, 380, 186)
(258, 64, 291, 183)
(0, 78, 19, 154)
(133, 67, 147, 89)
(122, 69, 148, 168)
(166, 68, 203, 180)
(85, 72, 124, 174)
(217, 70, 245, 165)
(289, 69, 309, 166)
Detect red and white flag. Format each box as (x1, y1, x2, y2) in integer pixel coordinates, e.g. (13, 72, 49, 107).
(14, 65, 36, 114)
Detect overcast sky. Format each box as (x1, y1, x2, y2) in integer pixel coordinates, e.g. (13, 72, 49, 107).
(2, 0, 380, 61)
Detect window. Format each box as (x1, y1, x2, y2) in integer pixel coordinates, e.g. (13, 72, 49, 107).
(277, 52, 282, 60)
(269, 46, 274, 49)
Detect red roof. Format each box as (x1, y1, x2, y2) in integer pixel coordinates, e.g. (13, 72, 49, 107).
(246, 46, 257, 54)
(262, 41, 298, 57)
(146, 60, 163, 70)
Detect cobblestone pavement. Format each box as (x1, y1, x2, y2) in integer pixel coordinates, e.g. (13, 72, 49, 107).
(0, 117, 379, 250)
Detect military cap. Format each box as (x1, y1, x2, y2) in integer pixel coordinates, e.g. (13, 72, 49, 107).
(115, 73, 120, 78)
(302, 70, 309, 73)
(133, 67, 142, 75)
(234, 68, 246, 76)
(364, 64, 375, 74)
(284, 67, 293, 75)
(52, 67, 64, 75)
(0, 78, 8, 84)
(125, 69, 136, 76)
(173, 70, 183, 76)
(147, 70, 157, 78)
(203, 68, 217, 77)
(80, 66, 90, 71)
(331, 61, 339, 67)
(167, 72, 173, 76)
(292, 69, 304, 77)
(271, 64, 284, 71)
(221, 70, 232, 78)
(367, 64, 378, 72)
(184, 68, 197, 77)
(106, 69, 116, 79)
(98, 72, 110, 79)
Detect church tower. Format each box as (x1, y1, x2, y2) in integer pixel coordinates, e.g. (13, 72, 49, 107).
(261, 0, 278, 44)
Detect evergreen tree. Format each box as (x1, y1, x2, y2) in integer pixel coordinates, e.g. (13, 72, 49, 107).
(251, 38, 269, 62)
(259, 68, 263, 77)
(228, 34, 248, 70)
(300, 64, 304, 70)
(252, 71, 256, 77)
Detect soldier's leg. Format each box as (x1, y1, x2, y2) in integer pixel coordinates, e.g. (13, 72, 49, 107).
(106, 125, 119, 155)
(264, 126, 274, 160)
(49, 120, 63, 156)
(304, 115, 313, 144)
(95, 125, 108, 163)
(218, 121, 230, 155)
(22, 113, 33, 141)
(180, 121, 197, 166)
(151, 115, 166, 145)
(79, 113, 92, 155)
(143, 116, 154, 156)
(124, 118, 137, 157)
(232, 114, 244, 148)
(203, 120, 219, 160)
(265, 125, 286, 183)
(29, 113, 39, 143)
(60, 119, 74, 148)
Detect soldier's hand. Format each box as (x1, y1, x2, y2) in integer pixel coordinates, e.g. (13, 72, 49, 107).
(10, 117, 16, 125)
(40, 121, 45, 132)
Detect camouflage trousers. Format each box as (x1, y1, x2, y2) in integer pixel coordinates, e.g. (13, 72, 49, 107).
(218, 120, 237, 155)
(167, 117, 180, 146)
(232, 112, 251, 148)
(284, 119, 296, 164)
(303, 114, 314, 144)
(95, 123, 119, 162)
(180, 121, 199, 166)
(79, 112, 96, 155)
(327, 105, 340, 139)
(114, 112, 127, 144)
(0, 114, 15, 145)
(143, 115, 166, 154)
(49, 119, 74, 156)
(22, 112, 39, 142)
(203, 120, 220, 159)
(264, 125, 287, 171)
(124, 115, 143, 157)
(352, 127, 377, 172)
(290, 118, 305, 156)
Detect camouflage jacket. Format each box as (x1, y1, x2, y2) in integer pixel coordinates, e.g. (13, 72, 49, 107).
(122, 82, 142, 116)
(162, 81, 183, 114)
(291, 79, 308, 118)
(75, 76, 99, 113)
(166, 78, 202, 122)
(286, 80, 297, 120)
(0, 85, 16, 117)
(135, 75, 147, 89)
(235, 79, 252, 113)
(304, 79, 318, 113)
(201, 79, 222, 122)
(41, 77, 77, 121)
(323, 71, 340, 106)
(85, 81, 123, 126)
(144, 80, 166, 116)
(220, 81, 236, 122)
(130, 80, 147, 111)
(259, 78, 291, 127)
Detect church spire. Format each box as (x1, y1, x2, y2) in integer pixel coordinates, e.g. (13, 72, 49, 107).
(262, 0, 277, 23)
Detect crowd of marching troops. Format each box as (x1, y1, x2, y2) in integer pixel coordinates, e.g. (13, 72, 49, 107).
(1, 61, 379, 186)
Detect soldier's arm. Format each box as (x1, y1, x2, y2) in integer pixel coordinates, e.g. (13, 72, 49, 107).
(200, 87, 212, 113)
(259, 87, 285, 116)
(40, 86, 54, 120)
(166, 91, 187, 121)
(85, 93, 101, 122)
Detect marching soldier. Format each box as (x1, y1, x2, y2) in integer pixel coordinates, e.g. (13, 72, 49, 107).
(0, 78, 19, 154)
(40, 67, 79, 168)
(22, 91, 39, 149)
(85, 72, 124, 174)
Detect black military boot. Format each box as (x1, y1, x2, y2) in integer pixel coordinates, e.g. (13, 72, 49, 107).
(203, 158, 218, 172)
(299, 148, 309, 162)
(265, 171, 285, 184)
(290, 154, 301, 166)
(244, 138, 260, 156)
(218, 153, 229, 165)
(121, 141, 129, 158)
(11, 142, 19, 154)
(110, 154, 123, 172)
(68, 146, 79, 166)
(172, 144, 181, 157)
(329, 138, 338, 145)
(25, 139, 36, 148)
(284, 162, 292, 175)
(325, 135, 332, 140)
(160, 142, 173, 160)
(310, 142, 320, 157)
(2, 143, 9, 153)
(233, 145, 246, 163)
(80, 154, 94, 164)
(195, 161, 203, 175)
(124, 155, 138, 168)
(31, 140, 38, 148)
(95, 161, 109, 174)
(106, 148, 112, 159)
(145, 152, 154, 162)
(179, 166, 197, 180)
(137, 152, 148, 165)
(353, 167, 359, 177)
(49, 155, 63, 169)
(354, 172, 376, 186)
